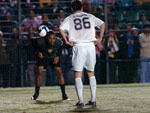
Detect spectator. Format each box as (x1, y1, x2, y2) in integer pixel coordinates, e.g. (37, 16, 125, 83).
(106, 31, 119, 83)
(139, 25, 150, 83)
(95, 31, 104, 84)
(113, 24, 123, 38)
(60, 42, 72, 85)
(22, 10, 42, 31)
(24, 27, 37, 86)
(82, 0, 92, 13)
(53, 24, 60, 37)
(7, 27, 19, 87)
(0, 31, 10, 87)
(124, 29, 140, 83)
(0, 0, 14, 19)
(132, 27, 140, 82)
(1, 12, 18, 38)
(126, 31, 134, 58)
(22, 0, 39, 14)
(125, 23, 132, 31)
(22, 25, 27, 34)
(118, 26, 140, 83)
(9, 0, 18, 8)
(91, 0, 103, 14)
(138, 14, 150, 31)
(44, 0, 62, 19)
(132, 27, 140, 59)
(53, 10, 65, 26)
(41, 14, 53, 29)
(117, 25, 129, 83)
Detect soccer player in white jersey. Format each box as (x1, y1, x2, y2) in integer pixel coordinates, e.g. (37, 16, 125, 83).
(59, 0, 105, 106)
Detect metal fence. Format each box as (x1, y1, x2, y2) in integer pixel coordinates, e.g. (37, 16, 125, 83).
(0, 0, 150, 87)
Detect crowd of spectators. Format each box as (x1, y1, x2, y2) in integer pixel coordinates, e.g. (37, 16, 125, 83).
(0, 0, 150, 87)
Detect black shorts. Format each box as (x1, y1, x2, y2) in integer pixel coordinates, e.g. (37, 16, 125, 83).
(36, 57, 60, 69)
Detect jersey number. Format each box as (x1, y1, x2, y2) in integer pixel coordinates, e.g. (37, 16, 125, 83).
(74, 17, 91, 30)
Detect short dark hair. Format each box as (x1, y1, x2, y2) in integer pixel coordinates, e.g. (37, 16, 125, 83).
(47, 31, 55, 38)
(71, 0, 82, 11)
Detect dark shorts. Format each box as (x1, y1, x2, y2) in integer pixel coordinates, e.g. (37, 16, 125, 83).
(36, 57, 60, 69)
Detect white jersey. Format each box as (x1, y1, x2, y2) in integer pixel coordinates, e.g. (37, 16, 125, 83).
(60, 11, 104, 43)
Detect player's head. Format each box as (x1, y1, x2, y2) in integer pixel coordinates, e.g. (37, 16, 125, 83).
(71, 0, 82, 12)
(47, 31, 56, 45)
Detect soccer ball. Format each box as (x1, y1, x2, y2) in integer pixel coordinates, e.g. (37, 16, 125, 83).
(38, 25, 49, 37)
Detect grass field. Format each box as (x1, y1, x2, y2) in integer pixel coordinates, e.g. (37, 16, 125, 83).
(0, 84, 150, 113)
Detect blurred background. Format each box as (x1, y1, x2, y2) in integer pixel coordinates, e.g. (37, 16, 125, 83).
(0, 0, 150, 87)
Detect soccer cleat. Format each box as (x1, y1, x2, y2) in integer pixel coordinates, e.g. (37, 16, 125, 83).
(31, 92, 39, 100)
(62, 94, 70, 100)
(74, 102, 84, 106)
(85, 101, 96, 106)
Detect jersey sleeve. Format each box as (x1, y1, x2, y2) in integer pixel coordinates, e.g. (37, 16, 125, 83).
(92, 15, 104, 29)
(59, 17, 70, 31)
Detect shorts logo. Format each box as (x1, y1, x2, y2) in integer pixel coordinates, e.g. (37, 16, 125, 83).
(48, 49, 53, 53)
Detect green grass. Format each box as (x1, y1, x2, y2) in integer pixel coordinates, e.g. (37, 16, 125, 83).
(0, 84, 150, 113)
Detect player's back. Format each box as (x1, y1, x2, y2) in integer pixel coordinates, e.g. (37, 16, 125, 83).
(66, 12, 103, 43)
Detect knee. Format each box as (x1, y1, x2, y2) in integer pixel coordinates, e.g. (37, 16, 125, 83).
(55, 68, 62, 75)
(38, 70, 43, 76)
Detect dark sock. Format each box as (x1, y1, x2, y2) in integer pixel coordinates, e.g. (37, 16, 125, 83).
(59, 84, 66, 95)
(35, 86, 40, 93)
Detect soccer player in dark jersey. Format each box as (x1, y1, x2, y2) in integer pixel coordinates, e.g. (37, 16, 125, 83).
(30, 31, 69, 100)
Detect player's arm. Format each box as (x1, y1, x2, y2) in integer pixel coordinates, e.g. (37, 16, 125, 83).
(54, 53, 61, 64)
(93, 15, 105, 45)
(59, 29, 74, 46)
(59, 29, 69, 44)
(38, 52, 44, 59)
(95, 23, 105, 45)
(59, 17, 74, 46)
(99, 23, 105, 41)
(53, 40, 63, 64)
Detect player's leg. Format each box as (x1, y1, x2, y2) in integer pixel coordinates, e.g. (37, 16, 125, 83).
(31, 66, 44, 100)
(54, 66, 69, 100)
(36, 66, 44, 87)
(31, 57, 46, 100)
(74, 71, 84, 106)
(84, 43, 96, 106)
(86, 70, 96, 106)
(72, 44, 86, 106)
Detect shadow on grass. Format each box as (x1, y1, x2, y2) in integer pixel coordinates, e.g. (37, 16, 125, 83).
(69, 106, 99, 112)
(33, 100, 63, 105)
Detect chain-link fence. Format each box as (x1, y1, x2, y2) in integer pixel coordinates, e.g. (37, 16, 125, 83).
(0, 0, 150, 87)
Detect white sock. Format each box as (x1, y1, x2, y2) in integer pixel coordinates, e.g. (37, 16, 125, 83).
(75, 78, 83, 103)
(89, 76, 97, 102)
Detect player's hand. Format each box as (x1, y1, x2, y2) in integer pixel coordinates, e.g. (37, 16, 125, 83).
(94, 38, 102, 45)
(65, 41, 75, 46)
(54, 56, 59, 64)
(38, 52, 44, 59)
